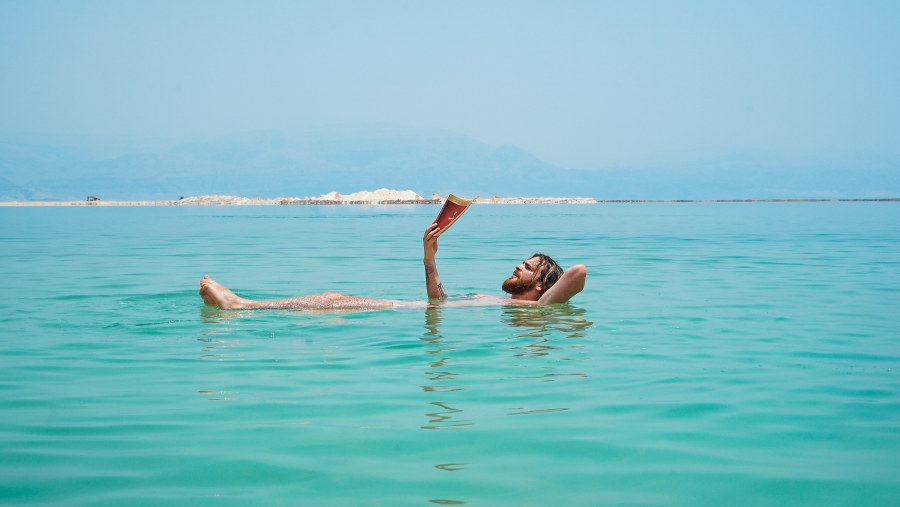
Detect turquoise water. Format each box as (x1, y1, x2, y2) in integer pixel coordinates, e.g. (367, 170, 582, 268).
(2, 203, 899, 505)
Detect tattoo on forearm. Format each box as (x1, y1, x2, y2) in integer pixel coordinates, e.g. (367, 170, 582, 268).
(437, 283, 446, 298)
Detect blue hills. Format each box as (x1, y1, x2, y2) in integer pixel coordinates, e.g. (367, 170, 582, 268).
(1, 125, 897, 201)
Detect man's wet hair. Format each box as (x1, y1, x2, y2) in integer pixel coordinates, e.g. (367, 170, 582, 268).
(531, 253, 563, 293)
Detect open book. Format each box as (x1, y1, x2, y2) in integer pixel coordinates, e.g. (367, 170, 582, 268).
(432, 194, 472, 237)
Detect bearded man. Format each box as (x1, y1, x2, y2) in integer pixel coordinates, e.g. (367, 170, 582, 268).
(199, 223, 586, 310)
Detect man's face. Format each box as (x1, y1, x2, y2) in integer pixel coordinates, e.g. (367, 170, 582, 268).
(501, 256, 543, 295)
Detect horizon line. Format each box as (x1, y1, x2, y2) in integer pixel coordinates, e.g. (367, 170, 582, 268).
(3, 197, 899, 207)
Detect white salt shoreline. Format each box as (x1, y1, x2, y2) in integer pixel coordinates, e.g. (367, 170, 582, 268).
(4, 196, 898, 206)
(0, 189, 599, 206)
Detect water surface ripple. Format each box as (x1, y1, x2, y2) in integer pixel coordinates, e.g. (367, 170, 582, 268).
(1, 203, 899, 505)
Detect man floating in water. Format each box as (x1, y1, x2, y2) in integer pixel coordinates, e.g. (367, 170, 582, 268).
(199, 223, 586, 310)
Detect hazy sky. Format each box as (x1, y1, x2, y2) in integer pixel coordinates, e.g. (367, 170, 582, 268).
(1, 0, 898, 170)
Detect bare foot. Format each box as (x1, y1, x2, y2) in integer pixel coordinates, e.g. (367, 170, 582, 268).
(199, 276, 247, 309)
(198, 275, 218, 306)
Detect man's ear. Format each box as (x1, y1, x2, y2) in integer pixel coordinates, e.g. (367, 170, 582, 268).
(535, 282, 543, 293)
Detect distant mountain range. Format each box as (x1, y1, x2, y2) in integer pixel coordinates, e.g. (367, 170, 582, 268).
(1, 125, 898, 201)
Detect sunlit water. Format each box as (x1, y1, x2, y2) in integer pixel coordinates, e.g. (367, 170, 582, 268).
(1, 203, 899, 505)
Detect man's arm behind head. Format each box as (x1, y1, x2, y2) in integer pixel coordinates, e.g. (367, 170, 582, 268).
(537, 264, 587, 305)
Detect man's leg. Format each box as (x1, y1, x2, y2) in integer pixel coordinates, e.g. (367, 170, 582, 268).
(199, 276, 394, 310)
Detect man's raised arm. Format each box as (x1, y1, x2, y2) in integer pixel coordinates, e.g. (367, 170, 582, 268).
(538, 264, 587, 305)
(423, 223, 447, 300)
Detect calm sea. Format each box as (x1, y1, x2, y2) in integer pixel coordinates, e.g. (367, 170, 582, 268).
(1, 203, 899, 505)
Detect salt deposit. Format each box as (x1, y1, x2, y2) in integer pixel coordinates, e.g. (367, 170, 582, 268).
(307, 189, 425, 203)
(1, 189, 602, 206)
(176, 195, 260, 205)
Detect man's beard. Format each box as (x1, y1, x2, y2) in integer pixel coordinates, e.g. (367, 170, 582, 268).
(502, 275, 536, 295)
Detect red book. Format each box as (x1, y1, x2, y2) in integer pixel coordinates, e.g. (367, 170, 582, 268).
(432, 194, 472, 237)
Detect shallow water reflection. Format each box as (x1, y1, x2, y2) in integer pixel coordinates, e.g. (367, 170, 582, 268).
(196, 337, 243, 361)
(418, 305, 593, 432)
(419, 307, 472, 430)
(502, 305, 592, 384)
(500, 304, 593, 340)
(422, 401, 474, 430)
